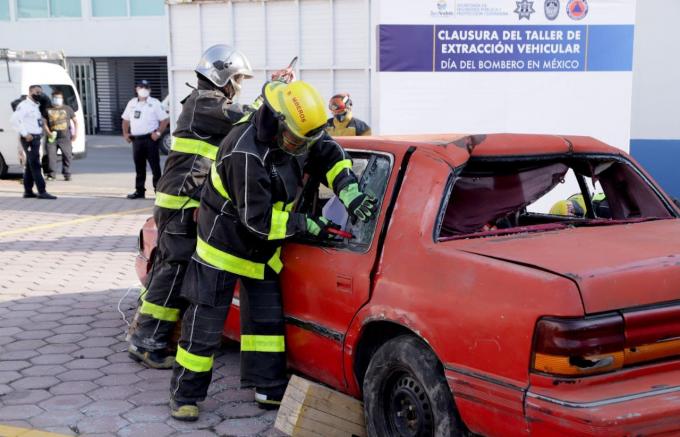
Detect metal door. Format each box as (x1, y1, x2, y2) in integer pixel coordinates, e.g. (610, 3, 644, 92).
(68, 59, 97, 135)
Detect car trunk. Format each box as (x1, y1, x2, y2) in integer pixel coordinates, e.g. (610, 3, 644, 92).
(450, 219, 680, 314)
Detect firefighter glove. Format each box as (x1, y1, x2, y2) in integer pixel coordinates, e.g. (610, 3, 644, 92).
(306, 216, 341, 239)
(339, 183, 377, 223)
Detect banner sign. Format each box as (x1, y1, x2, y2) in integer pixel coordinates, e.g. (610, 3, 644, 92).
(379, 24, 634, 72)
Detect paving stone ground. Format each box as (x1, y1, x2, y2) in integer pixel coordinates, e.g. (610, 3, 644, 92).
(0, 138, 283, 436)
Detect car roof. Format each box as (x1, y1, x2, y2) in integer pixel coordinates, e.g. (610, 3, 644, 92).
(337, 133, 624, 167)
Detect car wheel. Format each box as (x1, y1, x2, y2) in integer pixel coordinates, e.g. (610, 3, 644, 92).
(160, 132, 171, 155)
(0, 153, 7, 178)
(363, 335, 464, 437)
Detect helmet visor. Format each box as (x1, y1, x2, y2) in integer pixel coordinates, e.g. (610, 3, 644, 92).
(278, 123, 324, 156)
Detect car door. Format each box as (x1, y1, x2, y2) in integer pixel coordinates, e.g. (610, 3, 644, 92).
(281, 145, 405, 390)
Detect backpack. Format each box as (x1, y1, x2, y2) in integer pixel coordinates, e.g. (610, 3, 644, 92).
(10, 95, 26, 111)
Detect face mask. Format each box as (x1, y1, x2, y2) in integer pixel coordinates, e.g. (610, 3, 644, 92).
(53, 97, 63, 106)
(137, 88, 150, 98)
(31, 92, 42, 101)
(335, 112, 347, 122)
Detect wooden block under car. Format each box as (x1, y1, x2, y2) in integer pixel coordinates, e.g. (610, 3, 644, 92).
(275, 375, 367, 437)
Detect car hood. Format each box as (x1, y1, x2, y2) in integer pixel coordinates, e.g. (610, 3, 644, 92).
(452, 219, 680, 313)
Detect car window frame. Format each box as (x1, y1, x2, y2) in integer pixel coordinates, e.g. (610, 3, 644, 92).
(433, 152, 679, 242)
(292, 148, 395, 254)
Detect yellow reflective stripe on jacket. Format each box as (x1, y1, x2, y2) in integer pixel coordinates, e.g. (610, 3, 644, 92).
(155, 192, 200, 210)
(268, 247, 283, 273)
(139, 286, 148, 300)
(326, 159, 352, 189)
(176, 345, 213, 372)
(196, 237, 283, 279)
(139, 299, 180, 322)
(210, 162, 231, 200)
(268, 206, 289, 241)
(197, 237, 264, 279)
(171, 137, 218, 161)
(273, 201, 295, 212)
(240, 334, 285, 353)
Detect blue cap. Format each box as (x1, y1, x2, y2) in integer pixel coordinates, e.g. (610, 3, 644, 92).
(136, 79, 151, 88)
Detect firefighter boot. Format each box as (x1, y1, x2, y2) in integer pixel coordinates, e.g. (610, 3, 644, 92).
(170, 399, 199, 422)
(255, 385, 286, 410)
(128, 344, 175, 369)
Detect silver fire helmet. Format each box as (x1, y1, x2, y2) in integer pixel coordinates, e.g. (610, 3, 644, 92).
(194, 44, 253, 89)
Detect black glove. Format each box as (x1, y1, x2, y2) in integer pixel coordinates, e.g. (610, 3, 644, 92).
(305, 216, 342, 239)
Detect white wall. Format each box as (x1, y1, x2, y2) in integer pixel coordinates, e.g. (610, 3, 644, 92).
(631, 0, 680, 140)
(0, 0, 167, 57)
(167, 0, 371, 128)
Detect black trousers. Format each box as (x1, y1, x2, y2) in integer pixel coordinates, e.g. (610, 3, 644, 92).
(132, 135, 162, 193)
(20, 135, 46, 194)
(46, 138, 73, 177)
(130, 207, 196, 351)
(170, 260, 287, 404)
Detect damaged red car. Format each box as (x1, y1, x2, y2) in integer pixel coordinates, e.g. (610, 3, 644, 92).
(137, 133, 680, 436)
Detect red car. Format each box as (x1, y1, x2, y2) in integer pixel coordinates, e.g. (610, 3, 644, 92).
(137, 134, 680, 436)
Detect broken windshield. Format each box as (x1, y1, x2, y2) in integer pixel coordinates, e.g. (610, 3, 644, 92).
(438, 155, 675, 240)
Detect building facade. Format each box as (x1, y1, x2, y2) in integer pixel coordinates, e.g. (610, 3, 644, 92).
(1, 0, 168, 134)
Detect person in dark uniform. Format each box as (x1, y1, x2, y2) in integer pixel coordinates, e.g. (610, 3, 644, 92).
(127, 45, 260, 369)
(122, 80, 169, 199)
(325, 92, 372, 136)
(167, 80, 377, 421)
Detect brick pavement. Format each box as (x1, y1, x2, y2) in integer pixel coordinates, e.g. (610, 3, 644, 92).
(0, 173, 284, 435)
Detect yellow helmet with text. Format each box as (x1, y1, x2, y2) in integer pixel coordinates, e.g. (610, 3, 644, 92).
(263, 81, 327, 155)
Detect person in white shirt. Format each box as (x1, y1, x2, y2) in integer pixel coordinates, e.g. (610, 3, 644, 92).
(122, 80, 170, 199)
(9, 85, 57, 199)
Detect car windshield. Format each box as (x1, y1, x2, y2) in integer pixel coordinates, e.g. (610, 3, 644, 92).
(35, 84, 79, 112)
(438, 156, 675, 240)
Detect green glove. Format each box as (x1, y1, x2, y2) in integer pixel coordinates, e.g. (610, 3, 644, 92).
(339, 183, 378, 223)
(48, 132, 57, 143)
(306, 216, 341, 239)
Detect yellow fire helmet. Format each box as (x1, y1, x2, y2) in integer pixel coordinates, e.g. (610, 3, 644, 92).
(263, 80, 327, 141)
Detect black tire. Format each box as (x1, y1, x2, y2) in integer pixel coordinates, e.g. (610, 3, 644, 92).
(363, 335, 464, 437)
(0, 153, 7, 178)
(160, 132, 171, 155)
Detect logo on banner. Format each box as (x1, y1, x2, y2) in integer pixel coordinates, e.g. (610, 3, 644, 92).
(514, 0, 535, 20)
(544, 0, 560, 20)
(566, 0, 588, 20)
(431, 0, 454, 17)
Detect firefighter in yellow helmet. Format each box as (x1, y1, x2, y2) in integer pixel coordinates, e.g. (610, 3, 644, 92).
(549, 193, 608, 217)
(325, 92, 372, 136)
(168, 80, 377, 421)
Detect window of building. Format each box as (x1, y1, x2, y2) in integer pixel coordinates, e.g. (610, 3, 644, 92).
(17, 0, 48, 18)
(92, 0, 164, 17)
(0, 0, 9, 20)
(91, 0, 125, 17)
(17, 0, 81, 18)
(130, 0, 163, 16)
(50, 0, 80, 17)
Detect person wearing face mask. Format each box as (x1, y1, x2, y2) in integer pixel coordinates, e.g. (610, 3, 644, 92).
(44, 91, 78, 181)
(10, 85, 57, 199)
(128, 45, 283, 370)
(324, 92, 372, 137)
(122, 80, 170, 199)
(167, 80, 377, 421)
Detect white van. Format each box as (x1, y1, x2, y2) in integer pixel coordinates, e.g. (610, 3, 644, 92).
(0, 49, 86, 177)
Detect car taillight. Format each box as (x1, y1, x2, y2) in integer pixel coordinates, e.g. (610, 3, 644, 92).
(533, 308, 680, 377)
(533, 315, 625, 376)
